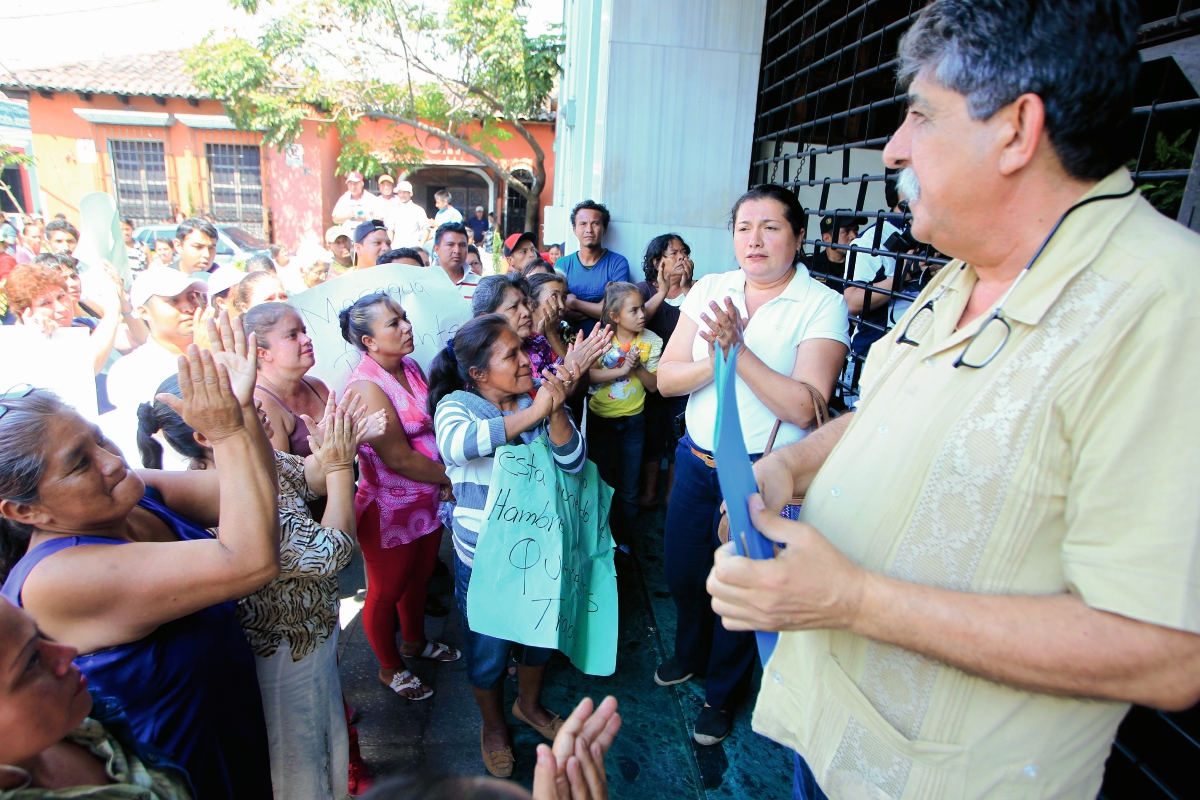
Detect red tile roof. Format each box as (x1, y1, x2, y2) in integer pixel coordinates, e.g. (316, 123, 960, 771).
(0, 51, 205, 99)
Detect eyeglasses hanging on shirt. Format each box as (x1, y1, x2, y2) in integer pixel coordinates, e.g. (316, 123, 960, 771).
(894, 184, 1136, 369)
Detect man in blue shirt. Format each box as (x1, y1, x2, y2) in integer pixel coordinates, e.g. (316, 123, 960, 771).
(465, 205, 489, 245)
(559, 200, 630, 332)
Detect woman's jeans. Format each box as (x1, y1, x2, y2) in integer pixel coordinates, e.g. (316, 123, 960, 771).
(663, 433, 759, 711)
(454, 553, 553, 690)
(586, 411, 644, 543)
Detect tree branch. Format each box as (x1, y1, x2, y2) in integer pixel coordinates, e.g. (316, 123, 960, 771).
(363, 109, 538, 203)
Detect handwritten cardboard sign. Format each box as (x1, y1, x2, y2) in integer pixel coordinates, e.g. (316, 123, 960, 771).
(0, 326, 99, 420)
(288, 264, 472, 393)
(466, 436, 618, 676)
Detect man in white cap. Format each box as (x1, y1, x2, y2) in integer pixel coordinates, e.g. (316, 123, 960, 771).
(384, 179, 431, 249)
(325, 225, 354, 272)
(375, 175, 402, 216)
(331, 171, 378, 225)
(207, 264, 245, 315)
(466, 205, 489, 246)
(105, 265, 207, 413)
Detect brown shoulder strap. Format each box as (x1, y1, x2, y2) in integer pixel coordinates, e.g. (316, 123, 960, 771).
(763, 383, 829, 456)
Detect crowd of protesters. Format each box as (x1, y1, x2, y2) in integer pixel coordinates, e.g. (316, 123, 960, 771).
(3, 2, 1200, 799)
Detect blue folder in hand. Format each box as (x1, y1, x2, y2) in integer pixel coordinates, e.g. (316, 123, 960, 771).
(712, 345, 779, 665)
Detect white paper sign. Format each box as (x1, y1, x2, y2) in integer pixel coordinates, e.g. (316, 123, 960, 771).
(76, 138, 97, 164)
(288, 264, 473, 394)
(0, 326, 98, 420)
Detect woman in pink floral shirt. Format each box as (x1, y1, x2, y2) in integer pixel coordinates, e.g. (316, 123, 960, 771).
(341, 294, 460, 700)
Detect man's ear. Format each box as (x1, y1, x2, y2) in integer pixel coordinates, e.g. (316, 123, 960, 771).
(192, 430, 211, 449)
(0, 498, 49, 529)
(996, 92, 1046, 177)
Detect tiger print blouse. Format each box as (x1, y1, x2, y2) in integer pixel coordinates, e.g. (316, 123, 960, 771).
(234, 451, 355, 661)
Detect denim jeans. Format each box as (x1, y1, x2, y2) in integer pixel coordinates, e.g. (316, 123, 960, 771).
(793, 752, 828, 800)
(663, 433, 760, 711)
(586, 411, 644, 542)
(453, 553, 553, 690)
(642, 393, 688, 464)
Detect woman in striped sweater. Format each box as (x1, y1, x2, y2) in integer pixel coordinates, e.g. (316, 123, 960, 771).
(428, 313, 587, 778)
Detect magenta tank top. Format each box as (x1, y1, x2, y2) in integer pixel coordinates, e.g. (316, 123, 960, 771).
(348, 355, 442, 548)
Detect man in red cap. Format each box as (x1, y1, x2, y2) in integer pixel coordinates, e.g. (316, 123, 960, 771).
(332, 171, 378, 225)
(501, 231, 538, 274)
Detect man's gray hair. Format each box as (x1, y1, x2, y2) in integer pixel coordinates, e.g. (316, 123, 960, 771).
(896, 0, 1140, 181)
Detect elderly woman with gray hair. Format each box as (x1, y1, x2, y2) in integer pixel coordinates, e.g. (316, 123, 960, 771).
(471, 274, 611, 394)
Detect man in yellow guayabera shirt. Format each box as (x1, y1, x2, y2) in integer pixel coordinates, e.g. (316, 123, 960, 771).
(706, 1, 1200, 799)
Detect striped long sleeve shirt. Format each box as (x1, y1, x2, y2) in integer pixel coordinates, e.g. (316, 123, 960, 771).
(434, 390, 586, 567)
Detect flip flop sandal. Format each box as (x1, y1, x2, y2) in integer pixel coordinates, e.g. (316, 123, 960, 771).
(511, 700, 565, 741)
(408, 640, 461, 662)
(386, 670, 433, 700)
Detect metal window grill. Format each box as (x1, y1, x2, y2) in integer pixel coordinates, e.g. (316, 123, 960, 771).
(749, 2, 1200, 798)
(204, 142, 267, 240)
(751, 0, 1200, 408)
(105, 136, 174, 227)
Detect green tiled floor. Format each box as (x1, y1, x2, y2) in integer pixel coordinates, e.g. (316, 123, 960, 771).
(337, 502, 795, 799)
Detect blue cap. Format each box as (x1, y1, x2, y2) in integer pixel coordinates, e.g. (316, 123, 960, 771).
(354, 219, 388, 243)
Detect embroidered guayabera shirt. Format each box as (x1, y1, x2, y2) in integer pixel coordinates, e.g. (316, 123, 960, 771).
(753, 169, 1200, 799)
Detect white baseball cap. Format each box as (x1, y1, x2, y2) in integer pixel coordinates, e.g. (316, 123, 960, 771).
(325, 225, 351, 244)
(207, 265, 244, 302)
(131, 265, 207, 309)
(397, 180, 413, 193)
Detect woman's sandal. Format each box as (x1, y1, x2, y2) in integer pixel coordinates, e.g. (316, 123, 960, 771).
(511, 700, 565, 741)
(405, 640, 461, 662)
(385, 670, 433, 700)
(480, 728, 514, 778)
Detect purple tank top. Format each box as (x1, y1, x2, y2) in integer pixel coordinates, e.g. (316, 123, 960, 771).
(0, 487, 272, 800)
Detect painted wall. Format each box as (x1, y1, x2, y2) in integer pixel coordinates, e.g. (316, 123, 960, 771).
(16, 89, 557, 247)
(19, 92, 233, 223)
(549, 0, 768, 278)
(263, 121, 341, 250)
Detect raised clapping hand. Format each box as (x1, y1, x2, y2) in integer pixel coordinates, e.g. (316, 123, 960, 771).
(533, 364, 572, 420)
(155, 344, 246, 444)
(20, 306, 59, 338)
(699, 297, 744, 357)
(205, 312, 257, 407)
(532, 696, 621, 800)
(707, 493, 867, 634)
(564, 323, 613, 376)
(307, 401, 357, 475)
(301, 391, 387, 453)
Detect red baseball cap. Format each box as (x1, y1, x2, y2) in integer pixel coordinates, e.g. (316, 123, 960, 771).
(345, 171, 364, 183)
(503, 231, 536, 257)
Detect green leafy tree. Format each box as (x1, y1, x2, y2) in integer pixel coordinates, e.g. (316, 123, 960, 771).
(186, 0, 561, 233)
(0, 145, 33, 215)
(1132, 129, 1194, 219)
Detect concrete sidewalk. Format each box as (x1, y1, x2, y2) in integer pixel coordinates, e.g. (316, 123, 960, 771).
(336, 504, 795, 799)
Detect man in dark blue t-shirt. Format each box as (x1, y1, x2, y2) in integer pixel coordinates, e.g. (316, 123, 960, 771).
(559, 200, 631, 333)
(465, 206, 489, 245)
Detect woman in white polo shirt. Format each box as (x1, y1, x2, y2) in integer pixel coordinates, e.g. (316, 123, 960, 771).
(653, 184, 849, 746)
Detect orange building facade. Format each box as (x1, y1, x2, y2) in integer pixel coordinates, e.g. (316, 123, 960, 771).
(0, 52, 555, 249)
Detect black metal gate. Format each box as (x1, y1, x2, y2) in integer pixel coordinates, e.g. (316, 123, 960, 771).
(749, 1, 1200, 797)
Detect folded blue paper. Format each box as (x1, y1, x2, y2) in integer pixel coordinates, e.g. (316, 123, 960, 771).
(712, 345, 778, 664)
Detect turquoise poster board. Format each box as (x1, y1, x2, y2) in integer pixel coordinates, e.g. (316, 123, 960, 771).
(466, 435, 618, 676)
